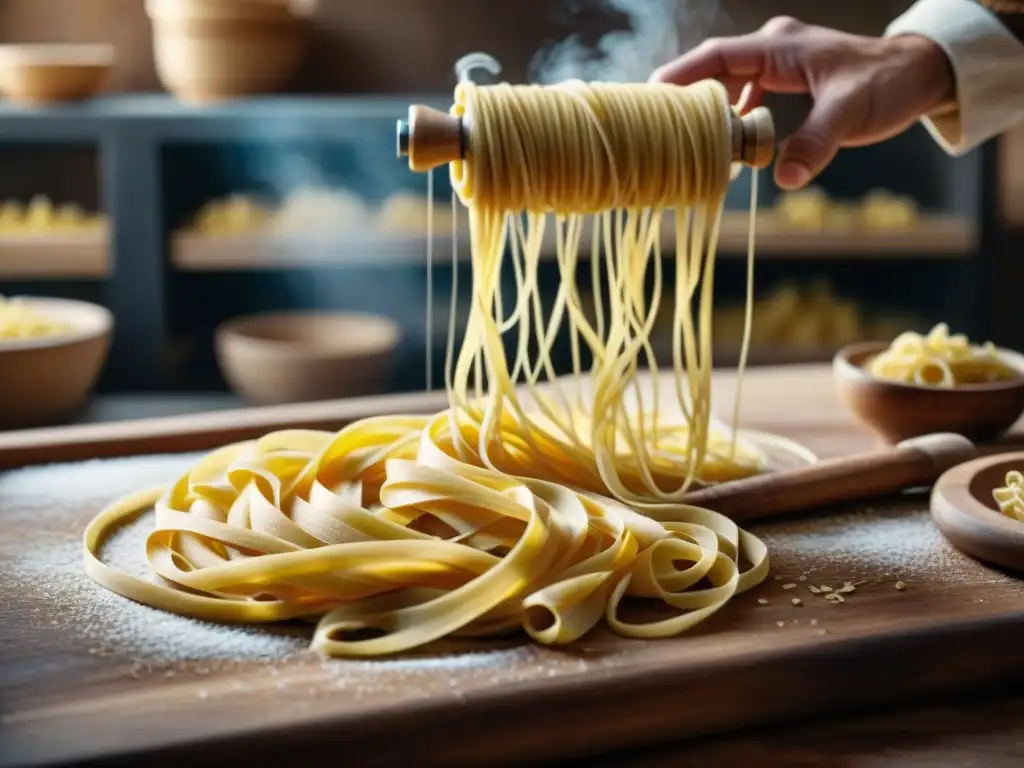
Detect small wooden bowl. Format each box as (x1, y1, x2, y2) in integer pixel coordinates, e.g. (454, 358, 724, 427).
(931, 451, 1024, 572)
(0, 297, 112, 428)
(215, 311, 400, 405)
(146, 0, 307, 102)
(0, 45, 114, 104)
(833, 341, 1024, 444)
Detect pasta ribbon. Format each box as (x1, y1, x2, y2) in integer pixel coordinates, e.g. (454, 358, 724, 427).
(84, 413, 771, 656)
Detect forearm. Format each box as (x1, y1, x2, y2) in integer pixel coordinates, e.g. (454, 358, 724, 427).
(886, 0, 1024, 154)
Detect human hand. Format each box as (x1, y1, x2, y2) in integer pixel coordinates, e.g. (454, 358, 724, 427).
(650, 16, 956, 189)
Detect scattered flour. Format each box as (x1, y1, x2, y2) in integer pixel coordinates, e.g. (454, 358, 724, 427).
(755, 500, 1004, 583)
(0, 454, 197, 504)
(0, 455, 561, 688)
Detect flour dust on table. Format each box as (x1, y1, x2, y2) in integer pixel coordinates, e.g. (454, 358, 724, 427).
(1, 455, 568, 690)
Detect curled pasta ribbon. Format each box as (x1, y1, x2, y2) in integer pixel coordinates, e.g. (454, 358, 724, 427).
(868, 323, 1018, 387)
(993, 470, 1024, 522)
(84, 413, 769, 657)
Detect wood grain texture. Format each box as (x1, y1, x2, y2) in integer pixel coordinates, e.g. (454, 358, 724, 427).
(577, 695, 1024, 767)
(2, 363, 1024, 768)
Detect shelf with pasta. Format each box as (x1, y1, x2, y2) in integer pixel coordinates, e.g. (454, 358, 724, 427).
(171, 189, 459, 270)
(569, 206, 972, 258)
(649, 281, 922, 367)
(737, 187, 974, 257)
(171, 186, 975, 272)
(0, 195, 109, 278)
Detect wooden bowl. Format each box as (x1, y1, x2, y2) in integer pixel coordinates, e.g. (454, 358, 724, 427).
(146, 0, 307, 102)
(834, 341, 1024, 444)
(0, 45, 114, 104)
(215, 311, 400, 405)
(0, 297, 112, 428)
(931, 451, 1024, 572)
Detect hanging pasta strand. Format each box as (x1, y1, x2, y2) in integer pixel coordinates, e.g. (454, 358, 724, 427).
(83, 77, 816, 658)
(448, 78, 770, 502)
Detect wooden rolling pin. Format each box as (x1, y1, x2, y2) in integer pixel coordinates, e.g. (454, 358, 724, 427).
(396, 103, 777, 172)
(683, 432, 976, 522)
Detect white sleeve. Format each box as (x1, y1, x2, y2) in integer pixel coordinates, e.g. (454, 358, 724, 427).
(885, 0, 1024, 155)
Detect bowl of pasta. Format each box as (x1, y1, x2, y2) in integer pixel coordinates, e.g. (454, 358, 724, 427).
(0, 296, 113, 428)
(834, 324, 1024, 444)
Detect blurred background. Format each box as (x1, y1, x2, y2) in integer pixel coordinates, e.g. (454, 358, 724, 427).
(0, 0, 1019, 426)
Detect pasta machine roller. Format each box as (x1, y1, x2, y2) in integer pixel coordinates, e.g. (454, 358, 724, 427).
(396, 102, 776, 172)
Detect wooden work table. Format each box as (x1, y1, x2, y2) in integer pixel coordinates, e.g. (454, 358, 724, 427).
(1, 363, 1023, 767)
(578, 696, 1024, 766)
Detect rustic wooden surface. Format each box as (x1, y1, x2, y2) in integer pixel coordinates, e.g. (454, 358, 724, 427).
(578, 695, 1024, 767)
(2, 363, 1024, 767)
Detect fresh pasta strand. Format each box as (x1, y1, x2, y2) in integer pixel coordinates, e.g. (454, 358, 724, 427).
(84, 78, 815, 657)
(425, 169, 434, 391)
(867, 322, 1018, 387)
(446, 79, 778, 502)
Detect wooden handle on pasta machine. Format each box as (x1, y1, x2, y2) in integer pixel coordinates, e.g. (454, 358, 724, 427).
(396, 103, 776, 172)
(681, 432, 977, 522)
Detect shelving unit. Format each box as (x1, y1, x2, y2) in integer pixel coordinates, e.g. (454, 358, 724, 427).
(0, 229, 110, 278)
(0, 94, 994, 392)
(170, 211, 974, 271)
(171, 230, 434, 270)
(717, 212, 973, 257)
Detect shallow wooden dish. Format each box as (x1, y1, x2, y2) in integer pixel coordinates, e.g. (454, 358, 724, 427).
(215, 311, 400, 405)
(0, 296, 113, 428)
(0, 44, 114, 104)
(833, 341, 1024, 444)
(931, 451, 1024, 572)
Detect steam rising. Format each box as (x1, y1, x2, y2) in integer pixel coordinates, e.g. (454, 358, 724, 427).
(235, 134, 428, 338)
(529, 0, 730, 84)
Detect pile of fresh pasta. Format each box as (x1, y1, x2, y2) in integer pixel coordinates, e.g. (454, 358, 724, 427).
(0, 295, 71, 340)
(0, 195, 106, 233)
(84, 78, 815, 657)
(867, 323, 1018, 387)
